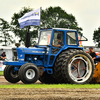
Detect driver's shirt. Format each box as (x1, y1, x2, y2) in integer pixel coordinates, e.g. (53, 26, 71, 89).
(58, 42, 64, 46)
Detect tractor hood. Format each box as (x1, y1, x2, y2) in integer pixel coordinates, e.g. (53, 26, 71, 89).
(17, 47, 46, 55)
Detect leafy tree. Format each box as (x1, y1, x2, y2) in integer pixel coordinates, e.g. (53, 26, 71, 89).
(11, 6, 83, 46)
(0, 18, 15, 46)
(11, 7, 38, 46)
(93, 27, 100, 47)
(41, 6, 83, 33)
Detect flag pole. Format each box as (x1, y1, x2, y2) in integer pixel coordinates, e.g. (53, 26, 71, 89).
(38, 7, 41, 30)
(38, 7, 42, 39)
(38, 7, 41, 31)
(28, 26, 30, 33)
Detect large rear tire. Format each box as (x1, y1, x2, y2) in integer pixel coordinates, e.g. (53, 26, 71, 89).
(18, 63, 39, 84)
(61, 49, 95, 84)
(54, 51, 69, 83)
(4, 65, 20, 83)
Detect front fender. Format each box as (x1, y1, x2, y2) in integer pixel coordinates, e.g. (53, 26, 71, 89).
(3, 61, 28, 66)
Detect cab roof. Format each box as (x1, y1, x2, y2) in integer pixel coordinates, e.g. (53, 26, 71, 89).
(40, 28, 77, 31)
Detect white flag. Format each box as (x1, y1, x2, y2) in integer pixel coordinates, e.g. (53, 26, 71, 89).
(18, 8, 41, 28)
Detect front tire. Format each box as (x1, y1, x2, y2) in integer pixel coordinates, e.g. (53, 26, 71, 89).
(4, 65, 20, 83)
(18, 63, 39, 84)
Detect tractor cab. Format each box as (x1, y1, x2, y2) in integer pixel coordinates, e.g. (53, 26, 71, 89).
(38, 28, 87, 53)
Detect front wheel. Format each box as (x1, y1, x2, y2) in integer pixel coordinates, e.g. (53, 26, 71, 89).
(18, 63, 39, 84)
(4, 65, 20, 83)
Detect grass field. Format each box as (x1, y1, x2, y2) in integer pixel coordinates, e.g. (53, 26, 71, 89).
(0, 84, 100, 88)
(0, 71, 3, 76)
(0, 71, 100, 89)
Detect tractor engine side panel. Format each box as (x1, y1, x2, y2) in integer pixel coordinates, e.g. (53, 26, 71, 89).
(25, 54, 44, 66)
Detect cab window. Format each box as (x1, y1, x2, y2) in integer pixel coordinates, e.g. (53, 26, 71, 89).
(67, 32, 77, 45)
(51, 31, 64, 54)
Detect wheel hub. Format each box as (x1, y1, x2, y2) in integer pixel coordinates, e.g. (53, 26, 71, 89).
(10, 68, 18, 78)
(68, 56, 91, 83)
(26, 69, 35, 79)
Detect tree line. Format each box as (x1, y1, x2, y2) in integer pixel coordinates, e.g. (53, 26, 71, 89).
(0, 6, 98, 47)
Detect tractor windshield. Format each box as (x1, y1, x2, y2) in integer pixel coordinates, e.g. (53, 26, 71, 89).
(38, 30, 52, 45)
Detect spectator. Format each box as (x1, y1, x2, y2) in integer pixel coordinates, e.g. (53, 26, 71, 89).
(89, 47, 97, 60)
(0, 52, 7, 60)
(96, 53, 100, 58)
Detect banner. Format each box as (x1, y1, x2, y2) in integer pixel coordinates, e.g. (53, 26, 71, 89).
(0, 61, 6, 71)
(18, 8, 41, 28)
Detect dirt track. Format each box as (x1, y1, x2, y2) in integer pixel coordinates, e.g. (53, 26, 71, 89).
(0, 76, 100, 100)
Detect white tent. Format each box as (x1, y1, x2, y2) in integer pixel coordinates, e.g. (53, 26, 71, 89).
(0, 46, 13, 61)
(0, 46, 14, 71)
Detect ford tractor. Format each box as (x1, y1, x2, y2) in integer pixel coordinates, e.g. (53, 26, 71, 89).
(3, 28, 95, 84)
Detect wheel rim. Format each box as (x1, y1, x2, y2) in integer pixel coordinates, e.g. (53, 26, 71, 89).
(26, 69, 35, 79)
(68, 54, 92, 83)
(10, 67, 18, 78)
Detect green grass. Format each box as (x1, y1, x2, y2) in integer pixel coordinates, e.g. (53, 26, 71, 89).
(0, 71, 100, 89)
(0, 84, 100, 89)
(0, 71, 3, 76)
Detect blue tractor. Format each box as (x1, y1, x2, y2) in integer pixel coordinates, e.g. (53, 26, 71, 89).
(3, 28, 94, 84)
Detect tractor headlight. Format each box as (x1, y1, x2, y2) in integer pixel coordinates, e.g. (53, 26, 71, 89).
(46, 47, 50, 54)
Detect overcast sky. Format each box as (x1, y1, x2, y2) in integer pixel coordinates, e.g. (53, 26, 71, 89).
(0, 0, 100, 46)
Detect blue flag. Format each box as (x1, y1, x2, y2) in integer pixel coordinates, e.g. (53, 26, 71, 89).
(18, 8, 41, 28)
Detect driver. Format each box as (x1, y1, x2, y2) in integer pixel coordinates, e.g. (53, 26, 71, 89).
(52, 34, 64, 53)
(52, 34, 64, 47)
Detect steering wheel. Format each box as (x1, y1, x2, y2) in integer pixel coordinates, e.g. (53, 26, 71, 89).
(51, 46, 62, 53)
(52, 46, 60, 50)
